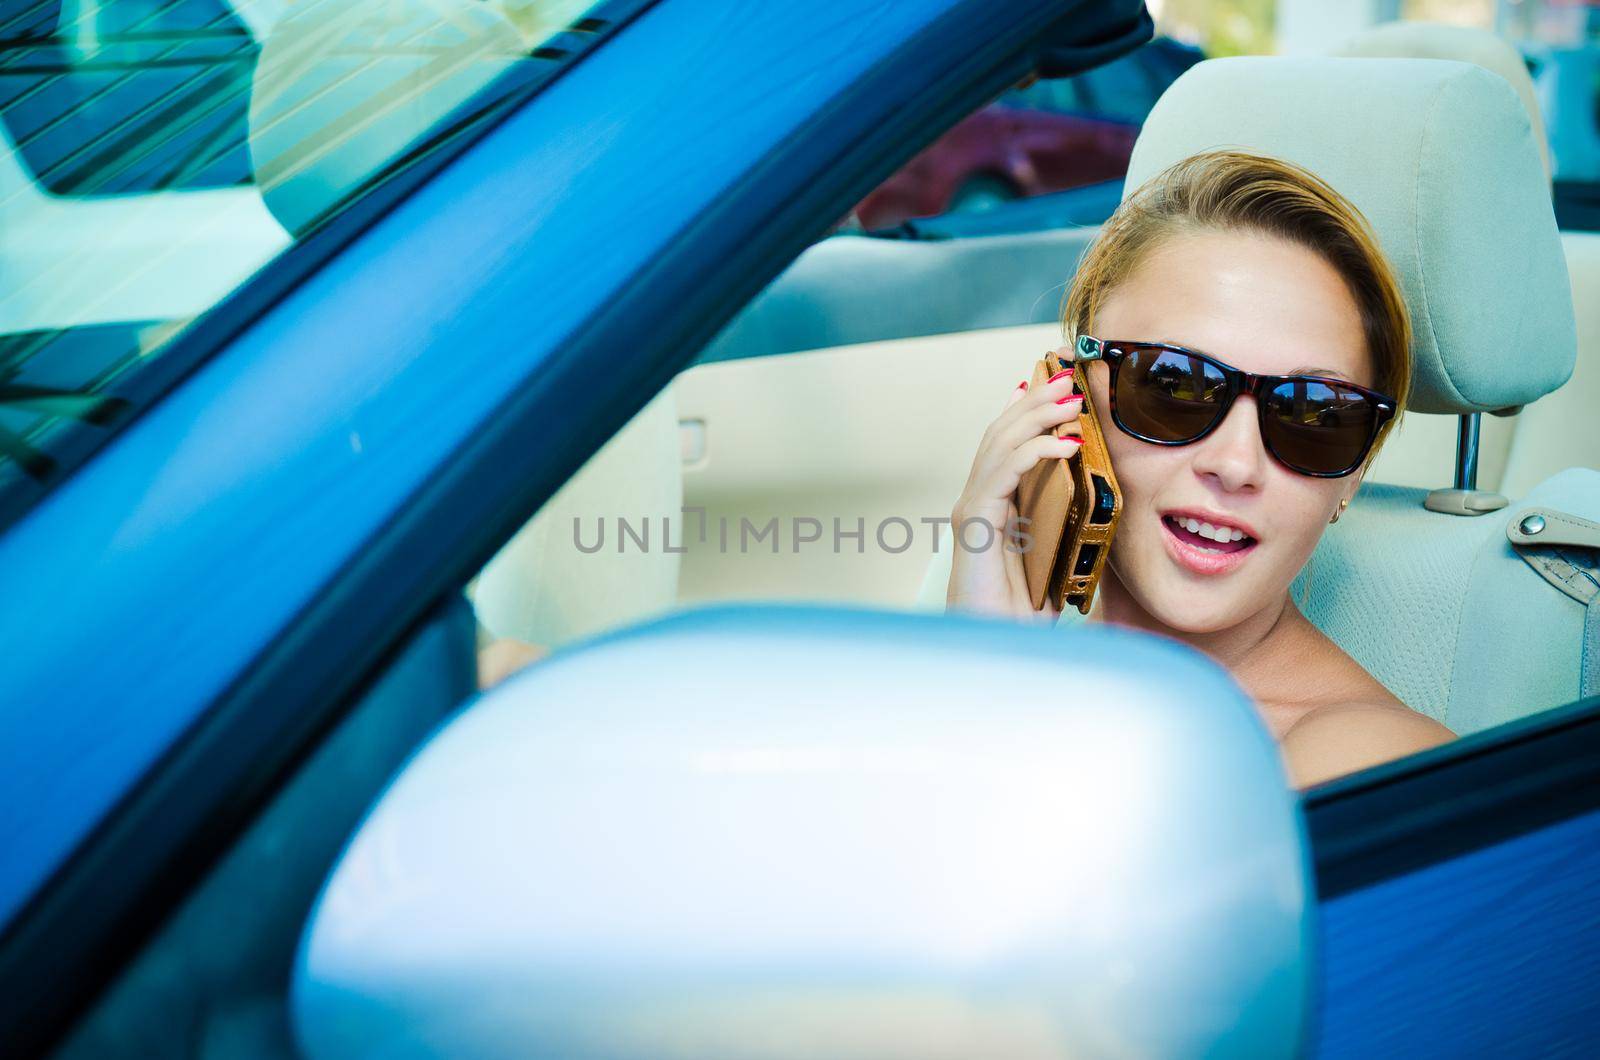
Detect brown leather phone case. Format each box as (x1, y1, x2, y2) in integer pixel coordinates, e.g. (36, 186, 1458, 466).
(1013, 350, 1123, 614)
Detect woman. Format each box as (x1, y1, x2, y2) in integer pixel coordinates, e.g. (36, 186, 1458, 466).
(947, 150, 1453, 788)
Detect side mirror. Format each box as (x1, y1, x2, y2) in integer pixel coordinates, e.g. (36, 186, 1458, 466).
(294, 605, 1311, 1058)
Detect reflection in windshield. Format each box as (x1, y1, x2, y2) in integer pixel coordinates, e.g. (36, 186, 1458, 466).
(0, 0, 605, 527)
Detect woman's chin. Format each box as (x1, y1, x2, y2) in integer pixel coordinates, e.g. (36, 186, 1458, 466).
(1156, 609, 1241, 636)
(1103, 553, 1258, 634)
(1139, 585, 1249, 636)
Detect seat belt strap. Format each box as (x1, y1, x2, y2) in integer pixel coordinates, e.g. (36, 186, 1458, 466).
(1507, 505, 1600, 699)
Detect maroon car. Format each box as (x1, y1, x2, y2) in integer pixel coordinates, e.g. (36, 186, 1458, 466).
(853, 107, 1138, 229)
(849, 36, 1203, 230)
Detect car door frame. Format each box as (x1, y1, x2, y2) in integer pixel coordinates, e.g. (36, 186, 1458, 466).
(0, 0, 1153, 1051)
(1304, 692, 1600, 1055)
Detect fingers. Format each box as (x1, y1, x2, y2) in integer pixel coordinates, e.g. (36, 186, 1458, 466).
(970, 368, 1082, 485)
(957, 360, 1086, 525)
(991, 388, 1083, 455)
(1002, 377, 1030, 414)
(983, 365, 1079, 442)
(974, 432, 1083, 504)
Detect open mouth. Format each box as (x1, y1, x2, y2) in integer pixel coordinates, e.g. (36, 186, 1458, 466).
(1161, 514, 1256, 554)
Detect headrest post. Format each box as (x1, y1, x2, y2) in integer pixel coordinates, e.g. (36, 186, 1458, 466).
(1454, 412, 1482, 491)
(1424, 413, 1509, 516)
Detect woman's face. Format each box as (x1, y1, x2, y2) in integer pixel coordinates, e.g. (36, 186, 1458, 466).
(1084, 228, 1374, 633)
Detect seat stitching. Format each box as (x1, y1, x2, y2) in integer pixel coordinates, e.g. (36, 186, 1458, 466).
(1541, 509, 1600, 536)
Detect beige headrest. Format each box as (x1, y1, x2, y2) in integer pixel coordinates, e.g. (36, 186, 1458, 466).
(1334, 21, 1550, 182)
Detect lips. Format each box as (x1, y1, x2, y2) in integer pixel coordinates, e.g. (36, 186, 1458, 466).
(1159, 513, 1258, 576)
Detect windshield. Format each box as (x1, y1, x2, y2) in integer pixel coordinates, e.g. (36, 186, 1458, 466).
(0, 0, 617, 530)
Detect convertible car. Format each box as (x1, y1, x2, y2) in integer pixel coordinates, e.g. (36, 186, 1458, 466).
(1, 0, 1597, 1056)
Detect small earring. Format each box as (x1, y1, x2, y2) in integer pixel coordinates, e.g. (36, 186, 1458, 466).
(1330, 497, 1349, 524)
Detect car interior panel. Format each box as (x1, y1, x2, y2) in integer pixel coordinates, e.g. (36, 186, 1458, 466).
(469, 385, 683, 650)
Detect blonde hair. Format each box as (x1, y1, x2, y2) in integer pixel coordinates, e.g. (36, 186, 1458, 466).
(1063, 150, 1412, 453)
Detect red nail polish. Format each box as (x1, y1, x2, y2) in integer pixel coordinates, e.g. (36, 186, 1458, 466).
(1062, 434, 1084, 444)
(1047, 368, 1074, 383)
(1017, 380, 1029, 390)
(1056, 393, 1084, 405)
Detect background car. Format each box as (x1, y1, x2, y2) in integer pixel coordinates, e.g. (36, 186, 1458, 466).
(851, 35, 1202, 228)
(1522, 40, 1600, 229)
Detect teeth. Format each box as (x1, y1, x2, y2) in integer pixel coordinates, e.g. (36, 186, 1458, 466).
(1173, 516, 1248, 543)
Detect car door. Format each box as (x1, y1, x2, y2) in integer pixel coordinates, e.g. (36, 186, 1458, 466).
(0, 0, 1153, 1052)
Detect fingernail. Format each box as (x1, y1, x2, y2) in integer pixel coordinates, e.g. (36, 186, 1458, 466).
(1055, 393, 1084, 406)
(1061, 433, 1084, 444)
(1047, 368, 1074, 383)
(1017, 380, 1028, 390)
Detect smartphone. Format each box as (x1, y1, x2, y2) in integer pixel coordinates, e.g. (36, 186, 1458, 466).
(1014, 348, 1123, 614)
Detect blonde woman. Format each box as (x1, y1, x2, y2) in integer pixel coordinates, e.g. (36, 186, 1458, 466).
(948, 150, 1453, 787)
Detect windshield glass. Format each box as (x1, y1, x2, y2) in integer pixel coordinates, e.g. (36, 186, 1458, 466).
(0, 0, 613, 528)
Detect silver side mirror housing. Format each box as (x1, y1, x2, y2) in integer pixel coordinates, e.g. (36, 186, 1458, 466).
(294, 605, 1312, 1058)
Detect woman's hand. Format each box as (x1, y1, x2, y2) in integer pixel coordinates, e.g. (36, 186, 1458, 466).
(946, 347, 1085, 621)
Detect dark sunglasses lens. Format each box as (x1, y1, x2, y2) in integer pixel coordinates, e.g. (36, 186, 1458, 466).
(1262, 379, 1378, 474)
(1115, 345, 1230, 442)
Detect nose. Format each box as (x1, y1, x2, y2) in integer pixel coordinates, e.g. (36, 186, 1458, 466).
(1189, 392, 1268, 493)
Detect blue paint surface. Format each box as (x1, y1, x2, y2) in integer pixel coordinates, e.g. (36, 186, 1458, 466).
(1314, 809, 1600, 1057)
(0, 0, 988, 926)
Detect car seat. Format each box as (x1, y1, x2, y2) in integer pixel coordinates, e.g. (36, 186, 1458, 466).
(920, 56, 1600, 736)
(1332, 21, 1600, 499)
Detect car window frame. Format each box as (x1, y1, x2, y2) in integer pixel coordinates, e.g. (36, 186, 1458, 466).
(1305, 691, 1600, 898)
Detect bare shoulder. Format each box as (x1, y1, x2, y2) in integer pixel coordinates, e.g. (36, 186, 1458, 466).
(1281, 699, 1455, 789)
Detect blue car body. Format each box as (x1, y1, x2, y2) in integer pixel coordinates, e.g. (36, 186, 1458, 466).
(1, 0, 1139, 922)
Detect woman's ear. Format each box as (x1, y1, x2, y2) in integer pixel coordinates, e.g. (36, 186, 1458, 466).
(1331, 469, 1366, 523)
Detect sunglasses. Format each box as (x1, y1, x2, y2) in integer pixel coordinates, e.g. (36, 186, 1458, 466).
(1072, 335, 1397, 478)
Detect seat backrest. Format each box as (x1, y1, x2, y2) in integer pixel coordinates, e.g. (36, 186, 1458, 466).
(1122, 55, 1589, 732)
(1293, 474, 1597, 734)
